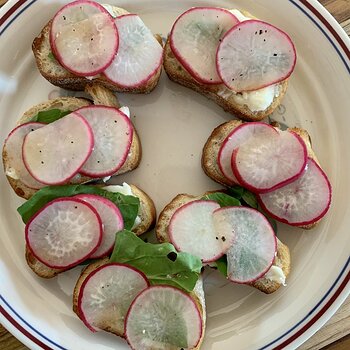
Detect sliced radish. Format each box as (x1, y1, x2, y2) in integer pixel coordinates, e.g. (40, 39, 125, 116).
(25, 198, 102, 269)
(104, 14, 163, 88)
(76, 106, 132, 177)
(125, 286, 202, 350)
(73, 194, 124, 258)
(78, 263, 149, 334)
(232, 130, 307, 193)
(22, 113, 94, 185)
(170, 7, 239, 84)
(217, 20, 296, 92)
(168, 200, 234, 263)
(3, 122, 45, 189)
(50, 0, 119, 76)
(218, 122, 277, 184)
(213, 206, 276, 283)
(258, 158, 332, 226)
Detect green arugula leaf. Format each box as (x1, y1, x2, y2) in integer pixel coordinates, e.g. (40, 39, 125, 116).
(29, 109, 71, 124)
(201, 192, 240, 207)
(110, 230, 202, 292)
(213, 256, 227, 276)
(48, 51, 56, 61)
(17, 185, 139, 230)
(227, 185, 244, 199)
(242, 190, 258, 209)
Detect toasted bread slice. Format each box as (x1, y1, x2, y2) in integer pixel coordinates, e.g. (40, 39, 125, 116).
(201, 120, 320, 229)
(25, 183, 156, 279)
(32, 5, 162, 93)
(2, 84, 141, 199)
(72, 258, 206, 346)
(156, 192, 291, 294)
(163, 9, 289, 122)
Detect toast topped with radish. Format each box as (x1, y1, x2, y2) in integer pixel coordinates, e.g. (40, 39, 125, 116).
(202, 120, 332, 229)
(33, 1, 163, 93)
(2, 84, 141, 199)
(156, 190, 291, 294)
(164, 7, 296, 121)
(19, 183, 156, 278)
(72, 231, 206, 349)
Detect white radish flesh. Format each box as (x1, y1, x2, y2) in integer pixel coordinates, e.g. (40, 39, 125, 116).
(168, 200, 234, 263)
(213, 206, 276, 283)
(74, 194, 124, 258)
(3, 122, 45, 189)
(104, 14, 163, 88)
(22, 113, 94, 185)
(50, 0, 119, 76)
(25, 198, 102, 268)
(232, 130, 307, 193)
(258, 158, 332, 226)
(125, 286, 202, 350)
(217, 20, 296, 92)
(218, 122, 277, 184)
(76, 106, 133, 177)
(78, 263, 149, 334)
(170, 7, 239, 84)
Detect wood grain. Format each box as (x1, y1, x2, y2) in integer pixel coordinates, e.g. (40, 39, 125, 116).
(0, 0, 349, 349)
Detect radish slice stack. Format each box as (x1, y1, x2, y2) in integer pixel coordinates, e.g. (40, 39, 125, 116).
(3, 122, 46, 189)
(78, 263, 149, 334)
(50, 1, 163, 85)
(25, 198, 103, 268)
(170, 7, 239, 84)
(125, 286, 203, 349)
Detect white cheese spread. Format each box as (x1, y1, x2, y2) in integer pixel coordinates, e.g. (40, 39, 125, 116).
(264, 265, 286, 286)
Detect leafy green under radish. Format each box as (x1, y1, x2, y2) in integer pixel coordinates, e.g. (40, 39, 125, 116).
(217, 19, 296, 92)
(258, 158, 332, 226)
(25, 197, 102, 268)
(125, 286, 203, 350)
(77, 263, 149, 334)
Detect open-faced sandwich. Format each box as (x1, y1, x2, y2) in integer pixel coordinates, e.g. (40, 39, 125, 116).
(33, 0, 163, 93)
(164, 7, 296, 121)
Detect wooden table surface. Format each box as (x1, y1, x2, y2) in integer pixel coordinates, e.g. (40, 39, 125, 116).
(0, 0, 349, 349)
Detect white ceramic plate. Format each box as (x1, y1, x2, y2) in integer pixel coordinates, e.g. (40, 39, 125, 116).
(0, 1, 349, 349)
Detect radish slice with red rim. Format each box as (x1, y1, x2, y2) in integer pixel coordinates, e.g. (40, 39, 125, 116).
(170, 7, 239, 84)
(125, 285, 203, 349)
(76, 106, 133, 177)
(232, 130, 307, 193)
(74, 194, 124, 258)
(25, 198, 102, 269)
(3, 122, 46, 189)
(168, 200, 234, 263)
(78, 263, 149, 334)
(213, 206, 277, 283)
(258, 158, 332, 226)
(50, 0, 119, 76)
(217, 20, 296, 92)
(218, 122, 277, 184)
(104, 14, 163, 88)
(22, 113, 94, 185)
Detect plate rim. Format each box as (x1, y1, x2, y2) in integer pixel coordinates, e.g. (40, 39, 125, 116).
(0, 0, 349, 349)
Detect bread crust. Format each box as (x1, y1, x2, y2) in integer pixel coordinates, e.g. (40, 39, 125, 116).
(163, 38, 288, 122)
(156, 191, 291, 294)
(32, 21, 162, 93)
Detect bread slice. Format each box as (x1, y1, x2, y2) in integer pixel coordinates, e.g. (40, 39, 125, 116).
(163, 10, 289, 122)
(156, 192, 291, 294)
(32, 10, 162, 93)
(201, 120, 320, 229)
(2, 83, 141, 199)
(25, 183, 156, 279)
(72, 258, 206, 347)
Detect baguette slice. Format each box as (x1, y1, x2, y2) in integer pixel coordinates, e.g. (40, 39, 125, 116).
(2, 84, 141, 199)
(201, 120, 320, 229)
(72, 257, 206, 347)
(32, 5, 162, 93)
(25, 183, 156, 279)
(163, 9, 289, 122)
(156, 192, 291, 294)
